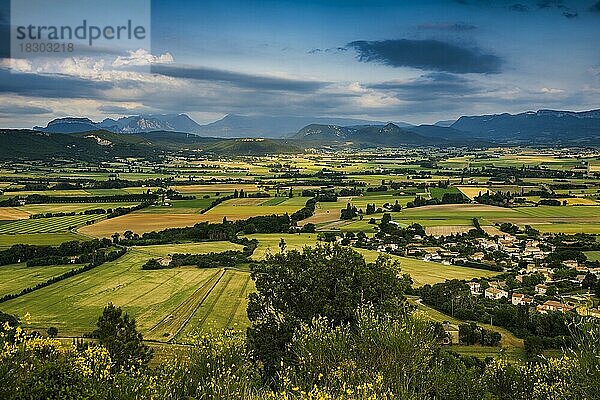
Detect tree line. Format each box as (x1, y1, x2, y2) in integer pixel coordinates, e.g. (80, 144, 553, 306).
(0, 248, 126, 303)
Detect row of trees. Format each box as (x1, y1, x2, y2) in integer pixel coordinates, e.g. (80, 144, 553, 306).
(120, 214, 293, 246)
(0, 239, 113, 266)
(0, 248, 126, 303)
(143, 247, 256, 270)
(0, 193, 157, 206)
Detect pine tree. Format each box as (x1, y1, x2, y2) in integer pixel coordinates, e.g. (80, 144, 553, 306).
(91, 303, 153, 371)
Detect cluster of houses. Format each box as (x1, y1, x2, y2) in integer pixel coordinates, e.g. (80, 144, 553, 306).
(402, 234, 554, 267)
(466, 270, 600, 317)
(388, 232, 600, 318)
(364, 221, 600, 318)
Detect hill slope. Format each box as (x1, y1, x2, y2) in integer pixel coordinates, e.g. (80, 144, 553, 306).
(294, 123, 468, 146)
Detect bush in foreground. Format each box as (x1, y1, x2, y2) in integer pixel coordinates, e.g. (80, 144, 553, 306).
(1, 312, 600, 399)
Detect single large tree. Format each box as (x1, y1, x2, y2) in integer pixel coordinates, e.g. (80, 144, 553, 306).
(247, 244, 411, 381)
(91, 303, 153, 371)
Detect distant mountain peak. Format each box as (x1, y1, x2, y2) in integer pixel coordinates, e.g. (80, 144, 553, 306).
(381, 122, 401, 133)
(35, 113, 201, 134)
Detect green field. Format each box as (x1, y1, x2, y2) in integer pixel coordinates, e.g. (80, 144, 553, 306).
(244, 233, 499, 287)
(585, 251, 600, 261)
(408, 297, 523, 348)
(176, 269, 254, 340)
(1, 149, 599, 365)
(0, 232, 85, 248)
(244, 233, 319, 260)
(357, 249, 499, 287)
(0, 263, 81, 297)
(133, 241, 244, 257)
(1, 251, 253, 340)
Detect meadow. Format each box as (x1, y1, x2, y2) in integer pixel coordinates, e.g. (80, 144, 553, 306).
(0, 232, 84, 249)
(1, 251, 250, 339)
(244, 233, 319, 260)
(133, 241, 244, 257)
(356, 249, 498, 287)
(0, 263, 81, 297)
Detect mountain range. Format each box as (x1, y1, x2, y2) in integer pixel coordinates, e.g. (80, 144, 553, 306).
(451, 109, 600, 144)
(35, 114, 411, 138)
(30, 108, 600, 147)
(34, 114, 202, 135)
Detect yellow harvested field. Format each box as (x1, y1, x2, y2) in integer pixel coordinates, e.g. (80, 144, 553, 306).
(425, 225, 473, 236)
(79, 213, 214, 237)
(0, 207, 30, 220)
(556, 198, 599, 205)
(301, 202, 345, 224)
(79, 196, 306, 238)
(456, 186, 495, 200)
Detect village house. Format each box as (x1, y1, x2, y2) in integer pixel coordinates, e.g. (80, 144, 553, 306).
(466, 281, 481, 295)
(535, 283, 548, 295)
(424, 253, 442, 262)
(511, 293, 533, 306)
(488, 280, 507, 290)
(377, 243, 399, 252)
(525, 263, 538, 273)
(575, 266, 590, 274)
(536, 300, 574, 314)
(574, 275, 587, 285)
(485, 287, 508, 300)
(562, 259, 579, 269)
(538, 268, 554, 282)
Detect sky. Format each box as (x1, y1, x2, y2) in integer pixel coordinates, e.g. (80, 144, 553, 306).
(0, 0, 599, 128)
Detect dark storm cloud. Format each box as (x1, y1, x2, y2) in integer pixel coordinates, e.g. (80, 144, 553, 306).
(151, 64, 328, 92)
(0, 104, 52, 115)
(369, 72, 484, 101)
(347, 39, 502, 74)
(0, 68, 113, 98)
